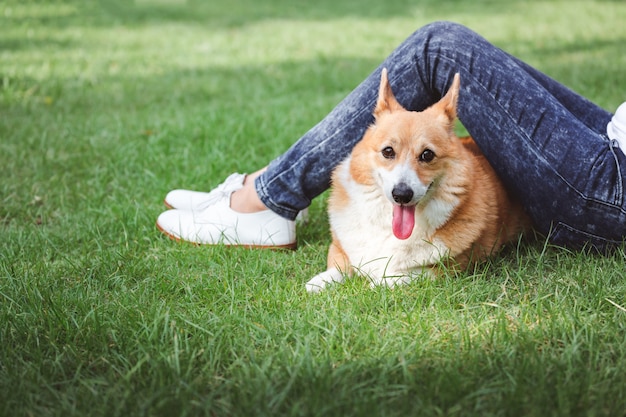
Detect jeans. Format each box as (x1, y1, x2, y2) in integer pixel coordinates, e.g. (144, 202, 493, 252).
(255, 21, 626, 251)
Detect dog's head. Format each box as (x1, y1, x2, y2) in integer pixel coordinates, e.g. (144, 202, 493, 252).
(350, 68, 463, 239)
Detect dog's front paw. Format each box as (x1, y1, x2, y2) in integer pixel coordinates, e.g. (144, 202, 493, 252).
(306, 267, 345, 293)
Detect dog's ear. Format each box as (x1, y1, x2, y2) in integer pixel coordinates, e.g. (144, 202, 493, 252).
(374, 68, 405, 118)
(435, 73, 461, 124)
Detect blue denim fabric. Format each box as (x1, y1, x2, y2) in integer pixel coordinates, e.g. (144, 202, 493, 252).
(255, 21, 626, 251)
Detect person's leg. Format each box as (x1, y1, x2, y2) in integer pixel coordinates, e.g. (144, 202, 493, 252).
(414, 22, 625, 250)
(256, 21, 625, 249)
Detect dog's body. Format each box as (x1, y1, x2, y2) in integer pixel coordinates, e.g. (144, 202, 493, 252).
(306, 69, 530, 292)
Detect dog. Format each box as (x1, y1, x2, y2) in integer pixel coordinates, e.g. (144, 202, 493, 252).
(306, 69, 531, 292)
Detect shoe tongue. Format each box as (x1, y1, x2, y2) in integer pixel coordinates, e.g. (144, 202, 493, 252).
(392, 205, 416, 240)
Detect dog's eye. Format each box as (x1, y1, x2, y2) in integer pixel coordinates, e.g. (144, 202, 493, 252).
(419, 149, 435, 162)
(381, 146, 395, 159)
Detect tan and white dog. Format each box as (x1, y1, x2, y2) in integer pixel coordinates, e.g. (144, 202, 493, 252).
(306, 69, 530, 292)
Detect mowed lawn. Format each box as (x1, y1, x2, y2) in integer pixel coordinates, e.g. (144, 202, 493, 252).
(1, 0, 626, 416)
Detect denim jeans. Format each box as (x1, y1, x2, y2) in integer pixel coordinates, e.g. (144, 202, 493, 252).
(255, 21, 626, 251)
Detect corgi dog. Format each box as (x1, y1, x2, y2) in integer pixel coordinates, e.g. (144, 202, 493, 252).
(306, 69, 530, 292)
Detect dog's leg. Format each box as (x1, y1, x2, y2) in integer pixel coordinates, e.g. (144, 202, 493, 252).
(306, 267, 345, 292)
(306, 238, 351, 292)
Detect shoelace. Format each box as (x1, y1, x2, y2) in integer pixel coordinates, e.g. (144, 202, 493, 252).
(196, 172, 245, 210)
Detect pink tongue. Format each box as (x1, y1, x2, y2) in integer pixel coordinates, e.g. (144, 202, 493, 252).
(392, 205, 416, 240)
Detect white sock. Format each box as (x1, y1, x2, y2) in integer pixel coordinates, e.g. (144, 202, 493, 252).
(607, 102, 626, 154)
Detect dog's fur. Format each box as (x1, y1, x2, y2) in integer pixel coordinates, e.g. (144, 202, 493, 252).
(306, 69, 531, 292)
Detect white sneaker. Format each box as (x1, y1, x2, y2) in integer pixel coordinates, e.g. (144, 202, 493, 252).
(156, 198, 297, 249)
(164, 172, 309, 224)
(608, 101, 626, 153)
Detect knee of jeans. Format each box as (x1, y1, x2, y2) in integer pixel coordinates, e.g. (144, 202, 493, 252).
(417, 21, 472, 47)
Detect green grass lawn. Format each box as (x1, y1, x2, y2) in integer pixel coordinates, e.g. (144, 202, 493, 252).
(2, 0, 626, 416)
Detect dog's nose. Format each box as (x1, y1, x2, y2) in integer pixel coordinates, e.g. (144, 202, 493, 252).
(392, 183, 414, 204)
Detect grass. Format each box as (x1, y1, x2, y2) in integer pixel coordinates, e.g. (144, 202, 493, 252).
(2, 0, 626, 415)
